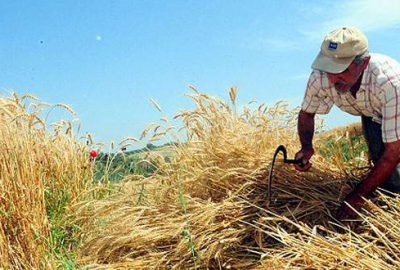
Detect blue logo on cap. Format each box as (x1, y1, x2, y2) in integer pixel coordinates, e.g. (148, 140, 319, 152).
(328, 42, 338, 50)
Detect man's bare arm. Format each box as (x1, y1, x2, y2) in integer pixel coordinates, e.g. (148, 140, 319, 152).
(295, 110, 316, 171)
(298, 110, 315, 150)
(337, 139, 400, 220)
(355, 140, 400, 196)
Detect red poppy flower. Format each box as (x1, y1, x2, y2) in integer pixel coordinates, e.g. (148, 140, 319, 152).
(90, 150, 97, 158)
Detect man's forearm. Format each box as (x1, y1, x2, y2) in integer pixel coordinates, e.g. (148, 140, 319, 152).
(298, 110, 315, 150)
(354, 141, 400, 197)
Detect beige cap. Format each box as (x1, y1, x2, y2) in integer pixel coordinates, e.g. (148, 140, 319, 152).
(311, 27, 368, 74)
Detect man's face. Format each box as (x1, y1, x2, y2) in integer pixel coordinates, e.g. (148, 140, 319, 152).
(326, 59, 367, 93)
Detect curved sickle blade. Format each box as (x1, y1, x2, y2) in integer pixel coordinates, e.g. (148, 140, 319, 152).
(267, 145, 287, 205)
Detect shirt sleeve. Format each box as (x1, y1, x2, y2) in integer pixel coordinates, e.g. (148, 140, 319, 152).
(301, 71, 333, 114)
(380, 80, 400, 143)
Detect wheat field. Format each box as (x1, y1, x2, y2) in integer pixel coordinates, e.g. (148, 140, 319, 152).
(1, 89, 399, 269)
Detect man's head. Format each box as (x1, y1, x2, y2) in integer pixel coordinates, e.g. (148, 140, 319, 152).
(312, 27, 370, 92)
(326, 52, 370, 92)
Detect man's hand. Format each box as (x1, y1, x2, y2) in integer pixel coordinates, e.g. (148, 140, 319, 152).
(294, 148, 314, 171)
(336, 191, 364, 221)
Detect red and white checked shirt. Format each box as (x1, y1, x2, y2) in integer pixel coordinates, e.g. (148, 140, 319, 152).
(301, 53, 400, 143)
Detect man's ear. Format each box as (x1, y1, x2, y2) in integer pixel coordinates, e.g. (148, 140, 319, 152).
(361, 55, 371, 70)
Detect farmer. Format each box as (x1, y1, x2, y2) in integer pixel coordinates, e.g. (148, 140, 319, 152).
(294, 27, 400, 221)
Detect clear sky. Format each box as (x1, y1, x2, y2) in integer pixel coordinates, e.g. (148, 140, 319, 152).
(1, 0, 400, 148)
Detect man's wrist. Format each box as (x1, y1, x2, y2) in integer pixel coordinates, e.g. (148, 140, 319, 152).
(351, 183, 369, 198)
(301, 143, 313, 150)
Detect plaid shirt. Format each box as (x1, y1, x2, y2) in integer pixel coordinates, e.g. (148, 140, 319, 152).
(301, 53, 400, 143)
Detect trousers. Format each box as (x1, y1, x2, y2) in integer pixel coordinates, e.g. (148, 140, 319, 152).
(361, 116, 400, 193)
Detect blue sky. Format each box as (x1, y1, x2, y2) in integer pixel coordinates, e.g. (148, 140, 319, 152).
(1, 0, 400, 148)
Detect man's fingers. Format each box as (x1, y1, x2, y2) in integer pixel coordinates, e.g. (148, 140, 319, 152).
(335, 202, 360, 222)
(294, 162, 312, 172)
(294, 152, 304, 161)
(295, 149, 314, 164)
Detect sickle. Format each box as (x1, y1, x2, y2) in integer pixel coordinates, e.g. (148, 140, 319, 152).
(267, 145, 305, 205)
